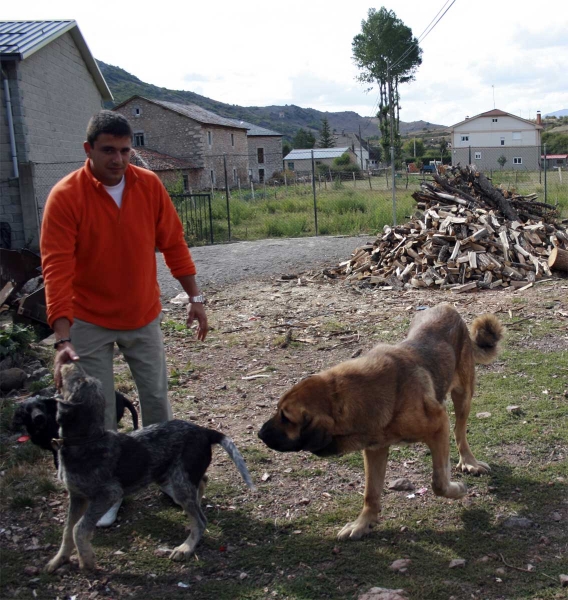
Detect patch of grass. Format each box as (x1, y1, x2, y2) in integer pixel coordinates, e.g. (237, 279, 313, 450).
(26, 376, 54, 393)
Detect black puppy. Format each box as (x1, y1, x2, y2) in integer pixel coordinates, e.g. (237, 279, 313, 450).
(12, 391, 138, 467)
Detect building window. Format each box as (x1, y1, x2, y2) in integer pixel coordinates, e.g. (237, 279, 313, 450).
(512, 131, 522, 141)
(475, 152, 481, 160)
(501, 137, 505, 146)
(259, 168, 265, 183)
(513, 157, 522, 165)
(461, 135, 469, 142)
(492, 118, 498, 122)
(182, 175, 189, 191)
(257, 148, 265, 164)
(207, 131, 212, 146)
(134, 133, 145, 147)
(287, 162, 294, 171)
(210, 170, 215, 184)
(231, 133, 235, 147)
(133, 107, 141, 117)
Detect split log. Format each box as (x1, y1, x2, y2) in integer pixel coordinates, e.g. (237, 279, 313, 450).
(548, 247, 568, 273)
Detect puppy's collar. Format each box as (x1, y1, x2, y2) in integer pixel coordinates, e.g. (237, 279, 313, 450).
(51, 431, 105, 451)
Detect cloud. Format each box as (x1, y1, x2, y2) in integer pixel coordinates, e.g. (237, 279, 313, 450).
(514, 27, 568, 50)
(182, 73, 210, 83)
(289, 72, 375, 114)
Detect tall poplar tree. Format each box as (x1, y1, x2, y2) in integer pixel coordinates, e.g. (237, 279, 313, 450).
(352, 7, 422, 161)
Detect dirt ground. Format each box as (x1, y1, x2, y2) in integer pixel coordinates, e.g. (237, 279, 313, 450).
(2, 236, 567, 599)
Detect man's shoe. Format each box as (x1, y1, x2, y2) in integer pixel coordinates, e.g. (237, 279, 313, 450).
(96, 499, 122, 527)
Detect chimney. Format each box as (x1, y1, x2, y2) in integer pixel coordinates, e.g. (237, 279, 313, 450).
(536, 111, 542, 125)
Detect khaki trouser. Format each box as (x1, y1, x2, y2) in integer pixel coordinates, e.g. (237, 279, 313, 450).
(70, 314, 171, 431)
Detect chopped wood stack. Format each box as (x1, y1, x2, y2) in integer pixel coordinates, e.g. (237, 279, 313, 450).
(330, 165, 568, 292)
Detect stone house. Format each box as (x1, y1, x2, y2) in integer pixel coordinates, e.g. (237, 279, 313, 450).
(226, 120, 283, 183)
(0, 20, 112, 249)
(449, 109, 543, 171)
(112, 96, 249, 190)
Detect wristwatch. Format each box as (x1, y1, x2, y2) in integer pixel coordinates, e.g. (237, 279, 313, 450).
(189, 295, 204, 304)
(53, 338, 71, 349)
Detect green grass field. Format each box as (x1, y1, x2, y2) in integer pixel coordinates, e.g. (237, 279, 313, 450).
(179, 169, 568, 245)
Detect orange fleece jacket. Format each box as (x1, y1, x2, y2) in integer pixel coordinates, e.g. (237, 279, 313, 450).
(40, 160, 196, 330)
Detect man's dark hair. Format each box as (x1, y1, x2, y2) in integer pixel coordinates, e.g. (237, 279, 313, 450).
(86, 110, 133, 146)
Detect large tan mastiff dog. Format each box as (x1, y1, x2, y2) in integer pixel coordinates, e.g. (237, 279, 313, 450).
(258, 303, 504, 541)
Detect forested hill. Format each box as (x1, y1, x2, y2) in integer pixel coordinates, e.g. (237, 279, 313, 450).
(97, 60, 446, 140)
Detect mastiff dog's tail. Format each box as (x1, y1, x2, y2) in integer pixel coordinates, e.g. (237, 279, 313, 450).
(470, 314, 505, 364)
(209, 431, 256, 491)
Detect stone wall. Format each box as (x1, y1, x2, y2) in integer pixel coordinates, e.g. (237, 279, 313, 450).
(114, 98, 250, 190)
(247, 136, 283, 182)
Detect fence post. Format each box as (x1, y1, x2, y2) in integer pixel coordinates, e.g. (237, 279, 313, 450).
(207, 194, 214, 244)
(311, 150, 318, 236)
(223, 155, 231, 241)
(543, 143, 547, 203)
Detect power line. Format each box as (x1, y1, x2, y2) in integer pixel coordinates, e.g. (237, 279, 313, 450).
(390, 0, 456, 72)
(363, 0, 458, 125)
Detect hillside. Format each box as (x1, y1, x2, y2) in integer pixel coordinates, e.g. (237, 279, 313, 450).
(97, 60, 447, 141)
(545, 109, 568, 118)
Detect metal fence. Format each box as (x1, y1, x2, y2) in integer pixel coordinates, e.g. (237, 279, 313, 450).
(170, 193, 213, 245)
(27, 146, 567, 247)
(31, 160, 84, 220)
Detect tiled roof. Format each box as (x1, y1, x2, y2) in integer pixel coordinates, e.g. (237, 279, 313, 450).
(284, 147, 351, 160)
(0, 20, 74, 57)
(0, 20, 111, 100)
(117, 96, 248, 129)
(225, 118, 282, 136)
(130, 147, 199, 171)
(450, 109, 542, 130)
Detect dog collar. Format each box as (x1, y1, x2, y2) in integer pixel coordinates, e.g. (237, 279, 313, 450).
(51, 431, 105, 451)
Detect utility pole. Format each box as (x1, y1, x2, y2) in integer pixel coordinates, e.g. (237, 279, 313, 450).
(387, 61, 396, 226)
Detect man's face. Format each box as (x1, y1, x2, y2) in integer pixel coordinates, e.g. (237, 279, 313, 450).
(83, 134, 132, 186)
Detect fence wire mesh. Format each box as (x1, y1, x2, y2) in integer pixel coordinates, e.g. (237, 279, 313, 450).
(27, 144, 567, 246)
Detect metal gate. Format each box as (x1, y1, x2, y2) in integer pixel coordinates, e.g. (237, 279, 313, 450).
(171, 193, 214, 245)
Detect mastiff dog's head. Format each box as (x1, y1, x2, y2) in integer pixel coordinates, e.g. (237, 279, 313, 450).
(258, 375, 338, 456)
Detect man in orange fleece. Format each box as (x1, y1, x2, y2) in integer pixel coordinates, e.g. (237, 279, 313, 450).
(41, 110, 208, 525)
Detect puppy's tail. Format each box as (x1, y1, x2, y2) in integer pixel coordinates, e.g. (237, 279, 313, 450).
(218, 436, 256, 491)
(470, 314, 504, 364)
(120, 394, 139, 430)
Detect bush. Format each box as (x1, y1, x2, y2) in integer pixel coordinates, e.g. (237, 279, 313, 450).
(0, 324, 34, 359)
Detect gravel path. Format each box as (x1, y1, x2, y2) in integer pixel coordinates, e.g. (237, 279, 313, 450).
(157, 234, 373, 299)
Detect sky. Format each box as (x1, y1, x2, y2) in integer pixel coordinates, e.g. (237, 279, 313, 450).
(5, 0, 568, 128)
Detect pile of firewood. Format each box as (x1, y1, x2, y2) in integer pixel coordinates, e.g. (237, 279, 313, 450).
(327, 165, 568, 292)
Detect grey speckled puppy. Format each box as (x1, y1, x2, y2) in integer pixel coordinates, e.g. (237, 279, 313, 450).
(45, 363, 255, 573)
